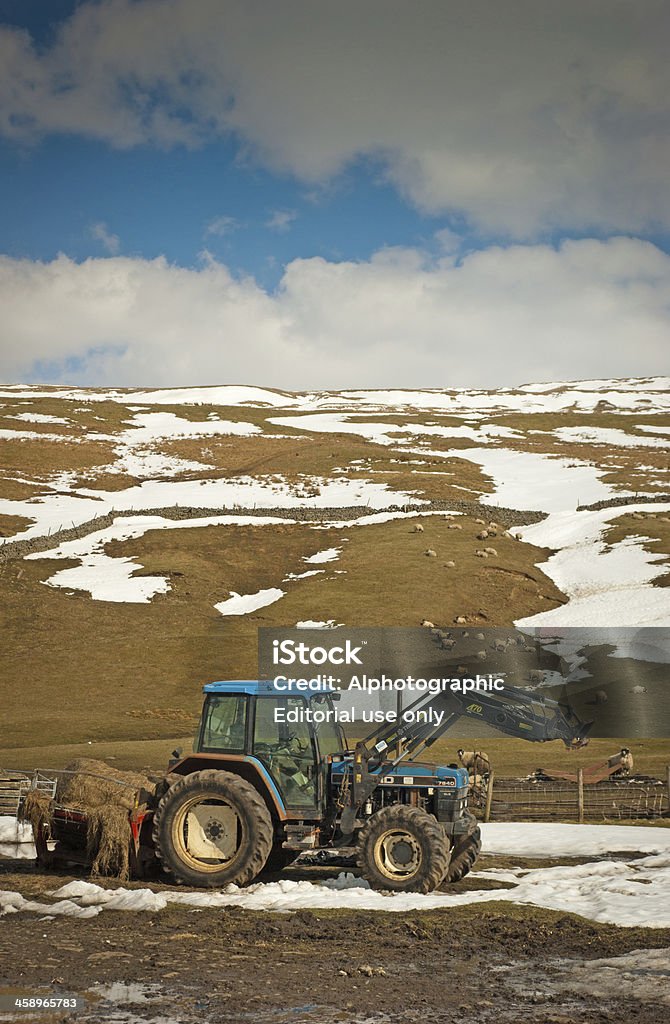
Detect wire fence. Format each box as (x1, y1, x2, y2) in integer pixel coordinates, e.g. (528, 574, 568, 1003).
(471, 769, 670, 822)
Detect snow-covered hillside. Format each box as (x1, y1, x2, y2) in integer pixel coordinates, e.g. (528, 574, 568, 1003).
(1, 377, 667, 626)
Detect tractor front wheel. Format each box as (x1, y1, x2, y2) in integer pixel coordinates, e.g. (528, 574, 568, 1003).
(357, 805, 450, 893)
(152, 770, 273, 888)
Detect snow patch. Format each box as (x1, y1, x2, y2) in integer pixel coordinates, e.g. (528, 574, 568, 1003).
(215, 588, 285, 616)
(269, 413, 521, 446)
(118, 411, 259, 443)
(418, 446, 621, 513)
(554, 425, 670, 448)
(7, 413, 70, 425)
(2, 823, 669, 926)
(44, 554, 170, 603)
(296, 620, 343, 628)
(303, 547, 341, 564)
(0, 815, 34, 859)
(0, 475, 420, 547)
(479, 822, 670, 857)
(516, 503, 670, 628)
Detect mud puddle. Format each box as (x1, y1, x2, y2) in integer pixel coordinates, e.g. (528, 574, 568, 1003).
(503, 947, 670, 1006)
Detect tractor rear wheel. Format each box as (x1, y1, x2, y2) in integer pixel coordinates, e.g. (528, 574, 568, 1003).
(357, 805, 450, 893)
(444, 826, 481, 883)
(152, 770, 273, 888)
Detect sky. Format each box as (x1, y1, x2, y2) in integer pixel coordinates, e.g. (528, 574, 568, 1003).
(0, 0, 668, 389)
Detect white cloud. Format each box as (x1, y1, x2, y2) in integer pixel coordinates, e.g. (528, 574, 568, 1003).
(266, 210, 297, 233)
(434, 228, 462, 254)
(205, 215, 238, 237)
(0, 238, 667, 388)
(89, 222, 120, 255)
(0, 1, 668, 236)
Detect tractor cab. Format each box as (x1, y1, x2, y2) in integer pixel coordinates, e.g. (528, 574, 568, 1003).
(194, 680, 346, 815)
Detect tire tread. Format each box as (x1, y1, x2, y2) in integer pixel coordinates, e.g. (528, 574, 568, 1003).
(152, 769, 273, 888)
(357, 804, 450, 894)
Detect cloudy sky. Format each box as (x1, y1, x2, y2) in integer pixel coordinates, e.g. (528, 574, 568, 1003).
(0, 0, 668, 389)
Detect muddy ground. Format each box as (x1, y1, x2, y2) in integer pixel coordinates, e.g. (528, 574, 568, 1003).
(1, 858, 669, 1024)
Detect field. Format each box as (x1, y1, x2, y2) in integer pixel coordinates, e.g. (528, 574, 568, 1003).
(1, 864, 670, 1024)
(1, 378, 668, 764)
(1, 378, 669, 1023)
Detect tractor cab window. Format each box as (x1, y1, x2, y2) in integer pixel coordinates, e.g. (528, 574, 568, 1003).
(311, 694, 346, 756)
(253, 696, 317, 810)
(199, 695, 248, 753)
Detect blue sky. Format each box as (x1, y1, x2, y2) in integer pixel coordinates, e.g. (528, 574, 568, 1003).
(1, 135, 443, 290)
(0, 0, 667, 388)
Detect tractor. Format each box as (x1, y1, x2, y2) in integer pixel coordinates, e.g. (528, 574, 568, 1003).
(146, 678, 590, 893)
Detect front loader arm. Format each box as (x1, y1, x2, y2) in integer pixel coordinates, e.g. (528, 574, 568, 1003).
(364, 684, 591, 762)
(336, 683, 592, 837)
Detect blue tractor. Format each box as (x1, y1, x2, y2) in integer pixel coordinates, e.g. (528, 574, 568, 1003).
(151, 679, 590, 893)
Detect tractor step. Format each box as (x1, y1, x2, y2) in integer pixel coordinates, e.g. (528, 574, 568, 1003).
(282, 824, 320, 850)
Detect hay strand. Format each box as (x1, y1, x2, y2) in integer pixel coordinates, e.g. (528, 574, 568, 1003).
(19, 789, 53, 837)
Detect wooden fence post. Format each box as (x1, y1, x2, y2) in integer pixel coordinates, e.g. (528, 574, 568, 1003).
(577, 768, 584, 823)
(666, 765, 670, 815)
(484, 770, 495, 823)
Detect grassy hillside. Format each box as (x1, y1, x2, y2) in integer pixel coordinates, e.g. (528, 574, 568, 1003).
(1, 380, 668, 776)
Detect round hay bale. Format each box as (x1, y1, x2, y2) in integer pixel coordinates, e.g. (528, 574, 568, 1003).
(57, 759, 155, 811)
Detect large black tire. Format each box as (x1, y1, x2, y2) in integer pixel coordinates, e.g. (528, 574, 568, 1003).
(152, 770, 273, 888)
(358, 805, 451, 893)
(444, 826, 481, 883)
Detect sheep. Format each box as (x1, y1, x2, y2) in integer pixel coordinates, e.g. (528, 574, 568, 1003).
(425, 548, 437, 557)
(484, 547, 498, 556)
(454, 615, 467, 624)
(608, 748, 634, 775)
(515, 532, 523, 540)
(448, 523, 462, 530)
(441, 638, 456, 650)
(593, 689, 608, 705)
(413, 523, 425, 533)
(475, 550, 489, 558)
(476, 650, 487, 661)
(444, 560, 456, 568)
(630, 684, 647, 694)
(476, 530, 489, 540)
(458, 749, 491, 774)
(529, 669, 544, 684)
(421, 619, 435, 628)
(475, 518, 486, 525)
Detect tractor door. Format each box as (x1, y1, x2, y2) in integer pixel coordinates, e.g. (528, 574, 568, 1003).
(197, 694, 248, 753)
(252, 696, 319, 813)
